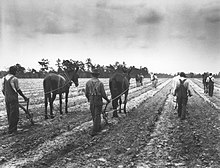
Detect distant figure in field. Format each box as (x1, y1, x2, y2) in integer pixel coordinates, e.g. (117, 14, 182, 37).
(202, 72, 209, 94)
(150, 73, 158, 88)
(206, 73, 215, 97)
(85, 68, 110, 137)
(2, 66, 29, 134)
(173, 72, 192, 120)
(139, 73, 144, 86)
(135, 74, 141, 87)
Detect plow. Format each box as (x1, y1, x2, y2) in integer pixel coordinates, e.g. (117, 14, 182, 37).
(19, 98, 34, 125)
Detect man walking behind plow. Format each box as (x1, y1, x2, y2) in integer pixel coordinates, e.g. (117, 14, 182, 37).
(173, 72, 192, 120)
(2, 66, 29, 134)
(85, 68, 110, 137)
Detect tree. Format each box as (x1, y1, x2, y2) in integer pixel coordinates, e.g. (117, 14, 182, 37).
(15, 64, 26, 74)
(38, 59, 49, 72)
(85, 58, 93, 71)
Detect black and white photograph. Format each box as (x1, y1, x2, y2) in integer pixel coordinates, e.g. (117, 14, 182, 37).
(0, 0, 220, 167)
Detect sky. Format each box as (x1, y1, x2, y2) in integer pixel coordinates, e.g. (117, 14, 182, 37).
(0, 0, 220, 74)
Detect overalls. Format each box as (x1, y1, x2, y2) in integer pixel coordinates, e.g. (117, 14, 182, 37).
(3, 76, 19, 133)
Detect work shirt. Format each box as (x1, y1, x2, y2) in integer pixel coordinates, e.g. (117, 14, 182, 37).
(206, 76, 215, 84)
(2, 74, 20, 93)
(150, 74, 158, 81)
(174, 77, 192, 97)
(2, 74, 20, 102)
(85, 77, 108, 105)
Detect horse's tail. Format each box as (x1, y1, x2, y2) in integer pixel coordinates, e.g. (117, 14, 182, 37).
(43, 76, 52, 96)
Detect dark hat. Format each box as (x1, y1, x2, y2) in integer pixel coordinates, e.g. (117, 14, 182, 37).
(91, 68, 100, 76)
(9, 66, 17, 75)
(180, 72, 186, 77)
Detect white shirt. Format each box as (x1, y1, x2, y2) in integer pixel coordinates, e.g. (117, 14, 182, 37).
(2, 74, 20, 93)
(206, 76, 215, 83)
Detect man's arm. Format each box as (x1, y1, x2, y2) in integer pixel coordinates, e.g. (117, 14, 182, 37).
(13, 78, 28, 101)
(100, 83, 110, 103)
(2, 78, 5, 95)
(85, 82, 90, 102)
(186, 81, 193, 97)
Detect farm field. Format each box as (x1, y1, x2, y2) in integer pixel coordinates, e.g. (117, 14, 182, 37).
(0, 77, 220, 167)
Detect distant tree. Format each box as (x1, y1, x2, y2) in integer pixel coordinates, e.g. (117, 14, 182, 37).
(38, 59, 49, 72)
(15, 64, 25, 74)
(85, 58, 93, 71)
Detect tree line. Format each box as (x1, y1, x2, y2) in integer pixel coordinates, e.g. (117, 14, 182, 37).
(0, 58, 219, 78)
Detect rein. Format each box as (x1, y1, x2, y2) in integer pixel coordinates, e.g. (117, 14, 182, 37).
(110, 87, 129, 102)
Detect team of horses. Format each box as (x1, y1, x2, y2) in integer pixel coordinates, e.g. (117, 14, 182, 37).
(43, 66, 132, 119)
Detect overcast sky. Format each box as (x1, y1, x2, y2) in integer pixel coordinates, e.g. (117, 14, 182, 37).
(0, 0, 220, 74)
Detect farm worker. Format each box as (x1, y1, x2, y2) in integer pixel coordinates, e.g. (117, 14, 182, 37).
(85, 68, 110, 137)
(206, 73, 215, 97)
(173, 72, 193, 120)
(150, 73, 158, 88)
(2, 66, 29, 134)
(135, 74, 141, 87)
(139, 73, 144, 86)
(202, 72, 209, 94)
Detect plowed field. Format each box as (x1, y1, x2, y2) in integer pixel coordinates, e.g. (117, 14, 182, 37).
(0, 78, 220, 168)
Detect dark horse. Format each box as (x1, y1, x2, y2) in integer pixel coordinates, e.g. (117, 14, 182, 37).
(202, 72, 208, 94)
(43, 67, 79, 119)
(109, 68, 132, 117)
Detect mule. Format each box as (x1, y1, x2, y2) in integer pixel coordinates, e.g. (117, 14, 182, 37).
(43, 67, 79, 119)
(109, 68, 132, 117)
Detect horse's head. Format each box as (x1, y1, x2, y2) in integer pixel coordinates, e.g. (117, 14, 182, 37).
(122, 67, 132, 82)
(66, 67, 79, 87)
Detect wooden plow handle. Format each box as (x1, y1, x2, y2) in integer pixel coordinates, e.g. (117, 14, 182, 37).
(102, 102, 109, 125)
(19, 98, 34, 125)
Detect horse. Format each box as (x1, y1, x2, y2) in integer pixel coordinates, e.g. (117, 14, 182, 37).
(109, 68, 132, 117)
(202, 72, 208, 93)
(43, 67, 79, 119)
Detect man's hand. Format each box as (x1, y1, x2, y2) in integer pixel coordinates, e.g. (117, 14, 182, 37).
(24, 97, 29, 102)
(106, 99, 111, 104)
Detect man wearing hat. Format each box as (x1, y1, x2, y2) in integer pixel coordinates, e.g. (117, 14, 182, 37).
(85, 68, 110, 136)
(206, 73, 215, 97)
(173, 72, 192, 120)
(2, 66, 29, 134)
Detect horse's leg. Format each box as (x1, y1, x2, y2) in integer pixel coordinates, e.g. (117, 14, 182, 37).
(59, 93, 63, 115)
(112, 99, 119, 118)
(118, 97, 122, 113)
(65, 91, 69, 114)
(45, 94, 49, 119)
(49, 93, 55, 118)
(124, 92, 128, 114)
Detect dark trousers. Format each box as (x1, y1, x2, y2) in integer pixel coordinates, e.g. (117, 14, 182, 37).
(177, 97, 188, 120)
(208, 84, 214, 97)
(6, 101, 19, 133)
(90, 104, 102, 134)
